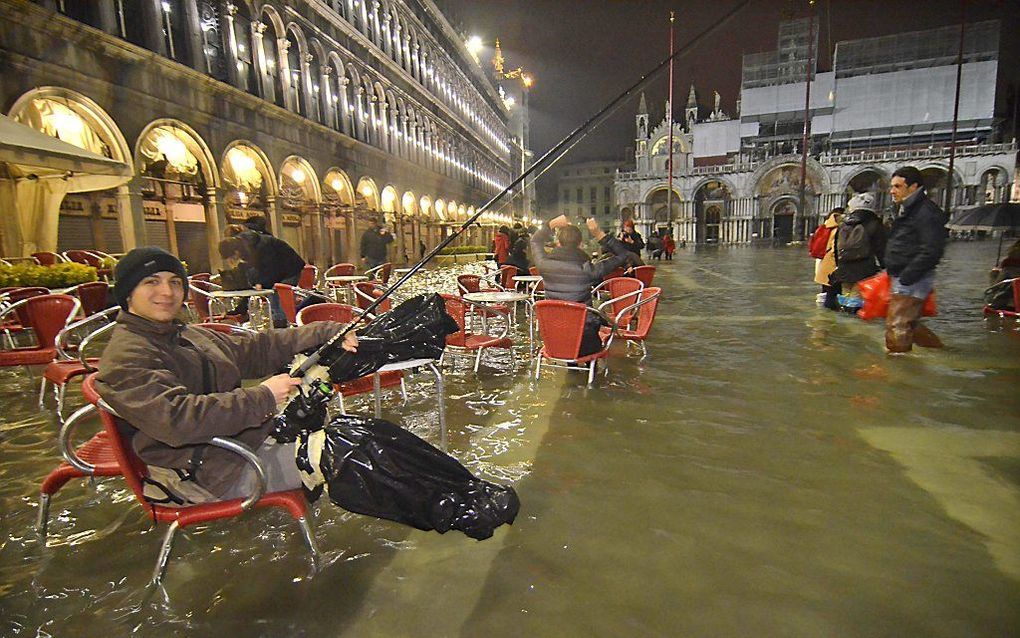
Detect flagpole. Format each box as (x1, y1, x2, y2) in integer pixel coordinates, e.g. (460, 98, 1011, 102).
(666, 11, 676, 240)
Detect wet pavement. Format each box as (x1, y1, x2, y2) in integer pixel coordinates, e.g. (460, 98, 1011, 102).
(0, 242, 1017, 637)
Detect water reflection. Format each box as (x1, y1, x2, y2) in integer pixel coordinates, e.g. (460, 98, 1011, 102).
(1, 244, 1018, 636)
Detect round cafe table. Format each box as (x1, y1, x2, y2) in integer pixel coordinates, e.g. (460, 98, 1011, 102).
(208, 288, 275, 331)
(462, 290, 531, 343)
(324, 275, 368, 303)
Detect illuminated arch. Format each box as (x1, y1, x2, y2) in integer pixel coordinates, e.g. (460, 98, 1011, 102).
(135, 119, 219, 188)
(357, 176, 379, 210)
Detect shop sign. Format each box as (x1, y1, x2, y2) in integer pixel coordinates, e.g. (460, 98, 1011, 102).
(172, 202, 206, 223)
(143, 201, 167, 220)
(281, 213, 301, 226)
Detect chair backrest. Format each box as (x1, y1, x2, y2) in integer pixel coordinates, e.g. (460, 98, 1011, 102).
(274, 283, 298, 325)
(630, 287, 661, 338)
(296, 302, 360, 326)
(5, 287, 49, 325)
(534, 299, 589, 360)
(353, 281, 391, 312)
(31, 251, 61, 266)
(82, 373, 152, 513)
(439, 294, 468, 344)
(195, 322, 252, 336)
(529, 266, 539, 276)
(499, 265, 519, 289)
(378, 262, 392, 284)
(457, 274, 482, 294)
(63, 250, 103, 267)
(76, 281, 110, 316)
(25, 294, 81, 349)
(603, 267, 627, 282)
(632, 265, 656, 287)
(298, 264, 317, 289)
(604, 277, 644, 327)
(324, 263, 356, 278)
(188, 279, 220, 320)
(1013, 278, 1020, 312)
(190, 272, 211, 283)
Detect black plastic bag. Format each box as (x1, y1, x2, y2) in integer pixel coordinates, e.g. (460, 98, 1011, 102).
(273, 293, 458, 441)
(324, 293, 458, 382)
(296, 414, 519, 540)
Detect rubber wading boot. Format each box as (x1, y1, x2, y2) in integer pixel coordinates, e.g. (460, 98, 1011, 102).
(885, 294, 924, 353)
(913, 323, 944, 348)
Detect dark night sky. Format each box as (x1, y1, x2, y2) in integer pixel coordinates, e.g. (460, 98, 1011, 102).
(438, 0, 1019, 164)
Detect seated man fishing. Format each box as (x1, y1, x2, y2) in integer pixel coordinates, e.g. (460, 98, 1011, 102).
(531, 214, 642, 356)
(95, 247, 357, 505)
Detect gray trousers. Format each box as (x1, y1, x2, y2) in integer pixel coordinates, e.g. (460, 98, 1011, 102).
(222, 438, 303, 500)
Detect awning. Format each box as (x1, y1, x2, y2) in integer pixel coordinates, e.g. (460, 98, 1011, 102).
(0, 114, 131, 181)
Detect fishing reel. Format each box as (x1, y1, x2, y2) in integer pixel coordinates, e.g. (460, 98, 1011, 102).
(270, 353, 335, 443)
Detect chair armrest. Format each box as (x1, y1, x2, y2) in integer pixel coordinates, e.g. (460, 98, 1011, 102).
(77, 320, 117, 370)
(609, 290, 659, 327)
(57, 306, 118, 361)
(589, 306, 618, 351)
(210, 437, 266, 512)
(59, 403, 99, 474)
(596, 289, 642, 315)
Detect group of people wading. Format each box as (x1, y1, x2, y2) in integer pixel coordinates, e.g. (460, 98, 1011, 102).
(811, 165, 947, 353)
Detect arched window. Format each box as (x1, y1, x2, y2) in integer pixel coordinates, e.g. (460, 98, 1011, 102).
(260, 15, 285, 107)
(286, 31, 305, 116)
(232, 5, 258, 96)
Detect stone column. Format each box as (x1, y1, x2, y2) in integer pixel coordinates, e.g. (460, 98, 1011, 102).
(301, 52, 316, 121)
(252, 21, 270, 100)
(279, 37, 294, 112)
(222, 3, 241, 87)
(97, 0, 119, 35)
(141, 0, 168, 57)
(380, 12, 392, 57)
(266, 195, 281, 236)
(320, 64, 334, 129)
(116, 180, 144, 250)
(204, 187, 223, 270)
(182, 0, 205, 71)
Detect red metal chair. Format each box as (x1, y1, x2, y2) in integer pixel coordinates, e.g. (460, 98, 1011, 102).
(353, 281, 391, 314)
(598, 287, 661, 358)
(31, 251, 62, 266)
(440, 294, 514, 372)
(37, 384, 121, 540)
(189, 279, 242, 324)
(189, 272, 211, 283)
(498, 265, 519, 290)
(295, 303, 405, 412)
(631, 265, 656, 287)
(603, 267, 627, 281)
(323, 263, 357, 300)
(41, 306, 118, 418)
(298, 264, 317, 290)
(0, 294, 80, 376)
(80, 373, 322, 586)
(527, 266, 546, 294)
(273, 283, 309, 326)
(983, 278, 1020, 320)
(593, 277, 644, 328)
(73, 281, 110, 316)
(295, 302, 362, 326)
(1, 286, 49, 348)
(457, 274, 509, 328)
(365, 261, 392, 284)
(533, 299, 616, 385)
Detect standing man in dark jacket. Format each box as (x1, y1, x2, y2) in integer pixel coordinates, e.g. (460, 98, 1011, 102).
(238, 227, 305, 328)
(884, 166, 946, 352)
(531, 215, 641, 355)
(360, 218, 394, 269)
(95, 247, 356, 503)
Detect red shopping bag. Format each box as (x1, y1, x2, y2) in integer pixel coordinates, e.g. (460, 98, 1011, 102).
(857, 272, 938, 319)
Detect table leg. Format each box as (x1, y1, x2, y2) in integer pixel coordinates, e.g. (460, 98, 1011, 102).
(427, 362, 446, 451)
(373, 371, 382, 418)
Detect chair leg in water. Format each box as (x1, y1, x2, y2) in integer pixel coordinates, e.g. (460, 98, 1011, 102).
(587, 360, 596, 385)
(297, 516, 322, 572)
(36, 493, 51, 539)
(151, 521, 181, 587)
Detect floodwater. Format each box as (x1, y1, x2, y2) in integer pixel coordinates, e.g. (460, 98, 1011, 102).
(1, 242, 1018, 637)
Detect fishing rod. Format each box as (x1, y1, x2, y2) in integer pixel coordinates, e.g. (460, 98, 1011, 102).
(294, 0, 751, 376)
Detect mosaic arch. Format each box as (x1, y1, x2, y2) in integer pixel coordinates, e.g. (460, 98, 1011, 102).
(7, 87, 134, 255)
(693, 180, 733, 244)
(843, 168, 890, 213)
(980, 166, 1010, 205)
(918, 164, 964, 209)
(643, 187, 683, 224)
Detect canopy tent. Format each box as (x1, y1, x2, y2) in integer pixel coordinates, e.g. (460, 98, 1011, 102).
(0, 114, 131, 257)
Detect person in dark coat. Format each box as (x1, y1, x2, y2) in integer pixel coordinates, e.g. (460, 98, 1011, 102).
(238, 229, 306, 328)
(883, 166, 947, 352)
(618, 219, 644, 257)
(830, 192, 887, 291)
(531, 215, 641, 356)
(360, 218, 394, 269)
(505, 228, 531, 274)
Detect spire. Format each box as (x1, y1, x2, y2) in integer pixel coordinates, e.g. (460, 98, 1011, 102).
(687, 84, 697, 108)
(637, 92, 648, 115)
(492, 39, 505, 76)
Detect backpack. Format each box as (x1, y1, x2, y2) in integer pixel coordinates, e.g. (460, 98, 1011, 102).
(836, 222, 870, 262)
(808, 224, 831, 259)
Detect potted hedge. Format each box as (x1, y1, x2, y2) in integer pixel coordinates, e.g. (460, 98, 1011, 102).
(0, 262, 98, 289)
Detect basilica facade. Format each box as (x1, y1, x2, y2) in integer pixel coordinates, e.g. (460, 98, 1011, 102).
(616, 18, 1016, 245)
(1, 0, 512, 272)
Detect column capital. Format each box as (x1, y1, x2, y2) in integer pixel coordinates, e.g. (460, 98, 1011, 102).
(254, 22, 267, 35)
(322, 64, 334, 76)
(305, 53, 314, 64)
(280, 39, 291, 53)
(226, 3, 238, 17)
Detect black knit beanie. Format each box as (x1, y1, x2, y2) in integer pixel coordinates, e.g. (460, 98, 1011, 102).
(113, 247, 189, 310)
